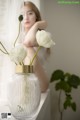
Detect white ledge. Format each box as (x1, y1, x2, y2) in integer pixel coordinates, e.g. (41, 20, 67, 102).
(0, 89, 50, 120)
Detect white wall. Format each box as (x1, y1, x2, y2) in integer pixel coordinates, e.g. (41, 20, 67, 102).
(40, 0, 80, 120)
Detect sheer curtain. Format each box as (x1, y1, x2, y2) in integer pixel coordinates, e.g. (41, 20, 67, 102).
(0, 0, 40, 105)
(0, 0, 40, 104)
(0, 0, 23, 105)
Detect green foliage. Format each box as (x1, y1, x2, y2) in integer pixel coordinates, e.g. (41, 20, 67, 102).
(50, 69, 80, 116)
(63, 94, 76, 111)
(50, 69, 64, 82)
(71, 102, 76, 111)
(55, 81, 71, 92)
(67, 74, 80, 88)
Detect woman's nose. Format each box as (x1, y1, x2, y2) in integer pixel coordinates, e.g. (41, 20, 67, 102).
(24, 13, 29, 20)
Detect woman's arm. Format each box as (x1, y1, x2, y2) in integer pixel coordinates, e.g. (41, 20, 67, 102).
(24, 47, 49, 92)
(23, 20, 47, 47)
(23, 20, 49, 92)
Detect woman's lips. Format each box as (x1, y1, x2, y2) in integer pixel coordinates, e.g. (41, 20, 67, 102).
(24, 21, 30, 24)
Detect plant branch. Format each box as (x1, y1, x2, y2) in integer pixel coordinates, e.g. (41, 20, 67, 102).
(0, 49, 8, 54)
(0, 42, 9, 55)
(14, 22, 21, 47)
(58, 90, 64, 120)
(58, 90, 62, 113)
(60, 111, 63, 120)
(30, 46, 41, 66)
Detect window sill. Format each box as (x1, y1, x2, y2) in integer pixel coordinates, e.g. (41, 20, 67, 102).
(0, 89, 50, 120)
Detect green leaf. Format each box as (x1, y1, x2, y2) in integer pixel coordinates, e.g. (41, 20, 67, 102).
(55, 81, 71, 92)
(64, 99, 71, 109)
(64, 73, 71, 81)
(64, 101, 67, 109)
(64, 95, 76, 111)
(55, 82, 61, 90)
(71, 102, 76, 111)
(50, 69, 64, 83)
(66, 94, 72, 100)
(64, 94, 73, 109)
(68, 74, 80, 88)
(63, 82, 71, 93)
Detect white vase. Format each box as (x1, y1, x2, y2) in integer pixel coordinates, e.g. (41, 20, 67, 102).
(8, 65, 41, 120)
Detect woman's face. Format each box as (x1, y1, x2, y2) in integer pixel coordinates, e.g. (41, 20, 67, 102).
(22, 6, 37, 31)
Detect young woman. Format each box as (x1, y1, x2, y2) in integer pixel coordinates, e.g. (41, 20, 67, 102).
(21, 1, 50, 92)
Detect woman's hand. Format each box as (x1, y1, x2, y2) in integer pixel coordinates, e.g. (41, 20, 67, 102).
(35, 20, 47, 30)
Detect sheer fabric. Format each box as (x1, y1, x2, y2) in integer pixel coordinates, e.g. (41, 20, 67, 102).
(0, 0, 23, 105)
(0, 0, 40, 105)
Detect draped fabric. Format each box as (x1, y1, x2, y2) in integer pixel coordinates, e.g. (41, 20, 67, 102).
(0, 0, 40, 106)
(0, 0, 23, 105)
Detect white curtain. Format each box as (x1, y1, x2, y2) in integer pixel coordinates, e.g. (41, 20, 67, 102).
(0, 0, 23, 105)
(0, 0, 40, 106)
(0, 0, 40, 104)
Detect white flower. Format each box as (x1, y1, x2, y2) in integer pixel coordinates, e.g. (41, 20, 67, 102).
(36, 30, 55, 48)
(10, 44, 27, 64)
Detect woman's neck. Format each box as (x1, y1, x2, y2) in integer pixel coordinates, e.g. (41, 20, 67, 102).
(24, 28, 29, 33)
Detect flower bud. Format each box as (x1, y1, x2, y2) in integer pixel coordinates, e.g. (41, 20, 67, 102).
(10, 44, 27, 64)
(18, 15, 23, 22)
(36, 30, 55, 48)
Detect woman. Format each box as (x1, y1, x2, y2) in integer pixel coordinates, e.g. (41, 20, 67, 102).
(21, 1, 50, 92)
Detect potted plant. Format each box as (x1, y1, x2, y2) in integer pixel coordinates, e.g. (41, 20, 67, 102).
(50, 69, 80, 120)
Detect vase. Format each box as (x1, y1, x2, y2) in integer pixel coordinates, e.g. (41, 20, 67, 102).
(8, 65, 41, 120)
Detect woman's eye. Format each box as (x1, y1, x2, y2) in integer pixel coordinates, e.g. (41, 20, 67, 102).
(28, 12, 33, 15)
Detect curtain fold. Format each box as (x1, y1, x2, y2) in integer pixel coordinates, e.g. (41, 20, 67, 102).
(0, 0, 40, 105)
(0, 0, 23, 105)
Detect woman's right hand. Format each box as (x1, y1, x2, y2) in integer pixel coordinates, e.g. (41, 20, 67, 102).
(35, 20, 47, 30)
